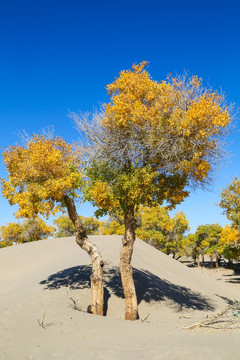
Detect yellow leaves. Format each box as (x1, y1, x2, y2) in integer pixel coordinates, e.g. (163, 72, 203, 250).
(176, 155, 210, 182)
(103, 62, 174, 129)
(220, 225, 239, 246)
(0, 217, 56, 244)
(87, 166, 158, 215)
(89, 181, 120, 212)
(103, 63, 230, 140)
(1, 135, 83, 219)
(99, 219, 124, 235)
(183, 94, 230, 135)
(0, 222, 22, 244)
(189, 75, 202, 88)
(135, 205, 189, 256)
(194, 161, 211, 181)
(100, 61, 231, 191)
(163, 188, 190, 208)
(132, 61, 149, 74)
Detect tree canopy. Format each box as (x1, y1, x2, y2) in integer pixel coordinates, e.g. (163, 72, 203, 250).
(1, 135, 83, 219)
(54, 214, 100, 237)
(76, 62, 231, 217)
(0, 217, 55, 246)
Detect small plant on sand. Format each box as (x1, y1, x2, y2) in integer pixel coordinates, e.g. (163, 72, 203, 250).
(37, 312, 47, 329)
(66, 289, 83, 312)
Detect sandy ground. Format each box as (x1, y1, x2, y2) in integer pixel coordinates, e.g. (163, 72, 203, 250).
(1, 235, 240, 360)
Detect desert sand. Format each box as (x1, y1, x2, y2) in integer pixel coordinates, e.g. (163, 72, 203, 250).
(1, 235, 240, 360)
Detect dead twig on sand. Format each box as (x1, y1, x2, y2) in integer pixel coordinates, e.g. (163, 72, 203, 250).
(140, 314, 150, 323)
(184, 300, 240, 330)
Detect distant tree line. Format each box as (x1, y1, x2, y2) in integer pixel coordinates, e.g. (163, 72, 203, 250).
(0, 215, 101, 247)
(0, 217, 55, 248)
(2, 195, 240, 270)
(184, 223, 240, 268)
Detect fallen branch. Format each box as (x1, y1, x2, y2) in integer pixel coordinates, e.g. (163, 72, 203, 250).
(140, 313, 150, 323)
(184, 301, 240, 330)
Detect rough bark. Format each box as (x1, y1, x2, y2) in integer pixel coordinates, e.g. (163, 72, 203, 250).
(64, 195, 104, 315)
(215, 253, 220, 268)
(210, 255, 213, 268)
(120, 211, 138, 320)
(193, 254, 197, 266)
(197, 256, 200, 267)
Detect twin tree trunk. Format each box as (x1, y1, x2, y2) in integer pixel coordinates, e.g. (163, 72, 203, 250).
(120, 211, 138, 320)
(64, 195, 104, 315)
(64, 196, 138, 320)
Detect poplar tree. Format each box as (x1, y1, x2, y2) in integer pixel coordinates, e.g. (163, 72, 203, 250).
(1, 135, 104, 315)
(74, 62, 232, 320)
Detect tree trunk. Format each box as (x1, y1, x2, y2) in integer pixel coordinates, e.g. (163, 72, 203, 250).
(197, 256, 200, 267)
(192, 254, 197, 266)
(210, 255, 213, 268)
(215, 253, 220, 268)
(120, 212, 138, 321)
(64, 195, 104, 315)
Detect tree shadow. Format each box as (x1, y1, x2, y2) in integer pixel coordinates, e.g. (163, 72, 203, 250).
(133, 268, 215, 311)
(219, 264, 240, 284)
(40, 265, 215, 313)
(222, 274, 240, 284)
(40, 265, 92, 290)
(215, 295, 240, 306)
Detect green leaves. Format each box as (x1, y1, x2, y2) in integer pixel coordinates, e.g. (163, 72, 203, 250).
(219, 177, 240, 229)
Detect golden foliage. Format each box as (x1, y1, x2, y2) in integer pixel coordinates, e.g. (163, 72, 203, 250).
(54, 214, 100, 236)
(220, 225, 239, 246)
(135, 205, 189, 256)
(87, 167, 158, 215)
(0, 217, 55, 245)
(0, 222, 22, 245)
(99, 219, 124, 235)
(1, 135, 83, 218)
(104, 62, 229, 133)
(102, 62, 230, 184)
(89, 180, 120, 212)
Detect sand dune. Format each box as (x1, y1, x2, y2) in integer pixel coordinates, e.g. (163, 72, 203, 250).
(1, 235, 240, 359)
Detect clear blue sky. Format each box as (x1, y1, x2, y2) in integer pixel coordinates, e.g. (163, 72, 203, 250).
(0, 0, 240, 232)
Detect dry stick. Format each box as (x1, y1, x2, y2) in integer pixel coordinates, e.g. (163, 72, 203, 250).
(140, 313, 150, 323)
(184, 303, 240, 330)
(186, 318, 239, 330)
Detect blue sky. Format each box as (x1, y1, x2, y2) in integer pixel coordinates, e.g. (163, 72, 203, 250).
(0, 0, 240, 232)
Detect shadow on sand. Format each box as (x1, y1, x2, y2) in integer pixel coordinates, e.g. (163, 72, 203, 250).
(40, 265, 215, 313)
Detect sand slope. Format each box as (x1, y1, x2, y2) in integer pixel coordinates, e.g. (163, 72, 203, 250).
(1, 235, 240, 360)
